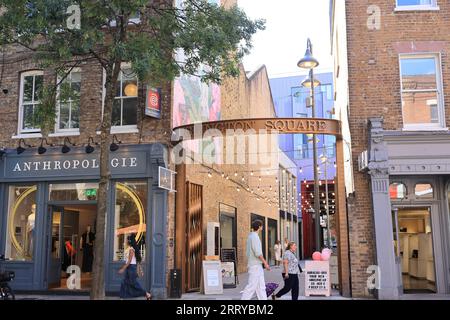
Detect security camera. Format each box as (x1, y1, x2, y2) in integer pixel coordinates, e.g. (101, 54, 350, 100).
(2, 88, 8, 94)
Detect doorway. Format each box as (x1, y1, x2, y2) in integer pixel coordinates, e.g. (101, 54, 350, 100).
(219, 204, 237, 251)
(47, 204, 97, 291)
(267, 219, 278, 266)
(393, 207, 436, 293)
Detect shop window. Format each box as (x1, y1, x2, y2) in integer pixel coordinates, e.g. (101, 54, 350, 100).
(49, 183, 99, 201)
(113, 181, 147, 262)
(5, 185, 37, 261)
(415, 183, 434, 199)
(390, 183, 407, 199)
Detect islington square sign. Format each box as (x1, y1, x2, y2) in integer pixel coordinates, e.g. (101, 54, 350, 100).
(2, 150, 148, 180)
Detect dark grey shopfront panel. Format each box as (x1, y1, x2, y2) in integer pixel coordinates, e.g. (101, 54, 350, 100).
(0, 144, 168, 293)
(150, 189, 168, 298)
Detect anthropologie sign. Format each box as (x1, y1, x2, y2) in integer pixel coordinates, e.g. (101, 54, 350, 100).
(3, 150, 147, 179)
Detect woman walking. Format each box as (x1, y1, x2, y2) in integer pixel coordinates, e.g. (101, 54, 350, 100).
(119, 234, 152, 300)
(274, 240, 282, 267)
(272, 242, 300, 300)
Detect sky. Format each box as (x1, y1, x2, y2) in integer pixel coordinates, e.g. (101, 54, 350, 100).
(238, 0, 333, 79)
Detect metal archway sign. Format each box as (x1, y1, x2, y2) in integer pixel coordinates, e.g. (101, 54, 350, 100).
(173, 117, 351, 297)
(173, 117, 342, 138)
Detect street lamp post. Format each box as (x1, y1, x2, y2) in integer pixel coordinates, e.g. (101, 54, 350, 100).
(298, 38, 322, 252)
(320, 154, 331, 248)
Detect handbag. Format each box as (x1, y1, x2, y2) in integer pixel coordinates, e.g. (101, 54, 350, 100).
(137, 263, 144, 278)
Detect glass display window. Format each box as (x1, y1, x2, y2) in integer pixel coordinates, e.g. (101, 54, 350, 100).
(113, 181, 147, 262)
(5, 185, 37, 261)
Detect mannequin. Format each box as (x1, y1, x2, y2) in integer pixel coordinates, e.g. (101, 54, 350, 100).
(80, 225, 95, 273)
(25, 204, 36, 258)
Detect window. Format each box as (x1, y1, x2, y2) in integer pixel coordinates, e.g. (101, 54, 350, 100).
(396, 0, 438, 10)
(56, 69, 81, 132)
(390, 183, 407, 199)
(415, 183, 434, 199)
(19, 71, 43, 133)
(400, 55, 444, 129)
(294, 134, 309, 159)
(113, 181, 147, 261)
(112, 65, 138, 128)
(5, 185, 37, 261)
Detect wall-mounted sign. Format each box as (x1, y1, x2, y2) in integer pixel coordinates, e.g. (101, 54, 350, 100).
(145, 86, 161, 119)
(158, 166, 176, 192)
(4, 151, 147, 180)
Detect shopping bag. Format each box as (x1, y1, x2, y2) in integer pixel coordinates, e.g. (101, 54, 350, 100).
(265, 282, 279, 297)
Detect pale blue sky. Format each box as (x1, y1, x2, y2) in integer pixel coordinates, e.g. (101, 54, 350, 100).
(238, 0, 333, 78)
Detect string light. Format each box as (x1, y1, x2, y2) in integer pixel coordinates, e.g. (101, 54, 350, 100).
(251, 171, 254, 176)
(221, 172, 225, 178)
(259, 176, 262, 182)
(236, 186, 240, 192)
(234, 172, 238, 177)
(208, 171, 212, 178)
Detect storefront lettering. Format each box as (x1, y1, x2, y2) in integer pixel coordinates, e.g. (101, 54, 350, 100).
(12, 157, 137, 172)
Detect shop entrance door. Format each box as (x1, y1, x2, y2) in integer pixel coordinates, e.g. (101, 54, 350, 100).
(47, 206, 64, 288)
(393, 207, 437, 293)
(47, 206, 79, 289)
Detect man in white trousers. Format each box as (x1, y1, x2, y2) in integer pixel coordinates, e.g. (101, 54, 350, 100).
(241, 219, 271, 300)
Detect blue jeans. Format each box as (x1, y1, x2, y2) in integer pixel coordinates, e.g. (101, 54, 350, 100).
(119, 265, 146, 299)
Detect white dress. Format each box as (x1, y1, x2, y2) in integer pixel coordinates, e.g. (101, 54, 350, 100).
(274, 244, 282, 261)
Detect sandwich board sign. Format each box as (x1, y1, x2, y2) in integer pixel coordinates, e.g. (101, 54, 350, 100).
(202, 260, 223, 295)
(305, 260, 331, 297)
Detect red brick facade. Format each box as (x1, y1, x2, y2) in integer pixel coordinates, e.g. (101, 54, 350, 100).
(337, 0, 450, 297)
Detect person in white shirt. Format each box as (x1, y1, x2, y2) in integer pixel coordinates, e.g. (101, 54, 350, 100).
(118, 234, 152, 300)
(241, 220, 270, 300)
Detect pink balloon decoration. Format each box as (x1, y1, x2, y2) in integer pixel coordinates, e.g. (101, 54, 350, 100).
(312, 251, 322, 261)
(321, 252, 331, 261)
(320, 248, 332, 261)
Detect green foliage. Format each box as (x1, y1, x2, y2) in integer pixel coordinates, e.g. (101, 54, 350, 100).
(1, 0, 264, 132)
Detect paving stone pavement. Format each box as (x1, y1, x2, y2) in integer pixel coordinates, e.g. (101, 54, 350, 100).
(13, 260, 450, 300)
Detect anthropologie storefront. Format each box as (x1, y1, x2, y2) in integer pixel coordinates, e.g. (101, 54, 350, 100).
(0, 143, 168, 296)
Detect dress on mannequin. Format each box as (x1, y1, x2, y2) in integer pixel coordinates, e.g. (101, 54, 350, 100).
(81, 226, 95, 273)
(25, 204, 36, 258)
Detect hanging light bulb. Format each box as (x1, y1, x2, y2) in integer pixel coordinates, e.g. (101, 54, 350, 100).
(259, 176, 262, 182)
(236, 186, 240, 192)
(221, 172, 225, 178)
(251, 171, 254, 176)
(242, 176, 245, 182)
(208, 171, 212, 178)
(234, 172, 238, 177)
(226, 175, 230, 180)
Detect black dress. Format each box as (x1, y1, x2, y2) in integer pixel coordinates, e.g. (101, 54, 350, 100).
(81, 232, 95, 272)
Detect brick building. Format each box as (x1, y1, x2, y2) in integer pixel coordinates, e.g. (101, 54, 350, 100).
(0, 0, 288, 297)
(0, 43, 174, 298)
(174, 64, 296, 292)
(331, 0, 450, 298)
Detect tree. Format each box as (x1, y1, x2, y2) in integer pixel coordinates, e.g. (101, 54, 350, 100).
(0, 0, 264, 299)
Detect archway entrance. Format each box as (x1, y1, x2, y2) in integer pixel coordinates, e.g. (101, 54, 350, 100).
(173, 117, 351, 297)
